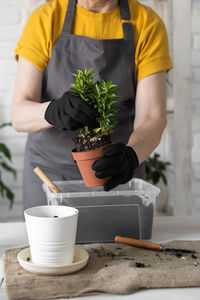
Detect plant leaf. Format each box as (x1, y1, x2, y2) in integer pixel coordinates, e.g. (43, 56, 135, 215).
(0, 181, 14, 208)
(161, 173, 167, 185)
(0, 122, 12, 129)
(91, 247, 107, 257)
(0, 144, 11, 161)
(0, 162, 17, 179)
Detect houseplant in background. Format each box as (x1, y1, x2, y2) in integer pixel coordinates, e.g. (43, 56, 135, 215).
(71, 68, 119, 187)
(145, 152, 171, 186)
(145, 152, 171, 215)
(0, 123, 17, 208)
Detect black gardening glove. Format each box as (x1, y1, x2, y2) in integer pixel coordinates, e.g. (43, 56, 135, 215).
(45, 92, 99, 130)
(92, 143, 139, 191)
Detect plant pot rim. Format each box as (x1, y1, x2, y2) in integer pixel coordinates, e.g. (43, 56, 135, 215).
(72, 145, 107, 153)
(71, 145, 110, 187)
(71, 145, 108, 162)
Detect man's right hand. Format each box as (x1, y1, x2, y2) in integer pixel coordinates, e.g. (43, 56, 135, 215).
(45, 92, 99, 130)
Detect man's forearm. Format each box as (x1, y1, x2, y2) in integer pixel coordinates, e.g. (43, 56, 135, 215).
(10, 57, 52, 133)
(11, 100, 52, 133)
(127, 116, 167, 164)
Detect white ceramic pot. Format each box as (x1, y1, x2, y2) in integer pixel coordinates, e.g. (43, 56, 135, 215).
(24, 205, 79, 266)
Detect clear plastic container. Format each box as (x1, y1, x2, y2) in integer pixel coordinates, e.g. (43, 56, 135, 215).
(43, 179, 160, 243)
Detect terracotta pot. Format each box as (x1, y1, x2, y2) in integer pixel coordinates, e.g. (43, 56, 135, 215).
(71, 146, 110, 187)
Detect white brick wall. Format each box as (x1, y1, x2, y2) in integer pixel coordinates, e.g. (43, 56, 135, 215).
(0, 0, 200, 221)
(192, 50, 200, 66)
(192, 0, 200, 213)
(0, 0, 28, 221)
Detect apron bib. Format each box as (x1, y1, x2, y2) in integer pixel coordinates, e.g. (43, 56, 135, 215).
(23, 0, 145, 209)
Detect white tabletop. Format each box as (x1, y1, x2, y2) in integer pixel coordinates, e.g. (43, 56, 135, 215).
(1, 215, 200, 300)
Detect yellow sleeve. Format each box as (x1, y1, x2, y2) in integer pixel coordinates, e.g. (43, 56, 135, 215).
(14, 4, 51, 73)
(135, 6, 173, 82)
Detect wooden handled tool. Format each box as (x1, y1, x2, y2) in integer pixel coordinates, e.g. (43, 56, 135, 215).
(115, 235, 196, 254)
(115, 236, 160, 251)
(34, 166, 61, 194)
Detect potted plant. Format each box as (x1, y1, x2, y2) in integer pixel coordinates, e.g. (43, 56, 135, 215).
(145, 153, 171, 186)
(0, 123, 17, 208)
(145, 152, 171, 214)
(70, 68, 119, 187)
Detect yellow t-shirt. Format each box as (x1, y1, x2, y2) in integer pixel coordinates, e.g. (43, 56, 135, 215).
(14, 0, 173, 82)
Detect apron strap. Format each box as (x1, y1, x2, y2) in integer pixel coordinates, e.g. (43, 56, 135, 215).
(120, 0, 135, 41)
(120, 0, 131, 19)
(119, 0, 137, 92)
(62, 0, 76, 34)
(62, 0, 134, 41)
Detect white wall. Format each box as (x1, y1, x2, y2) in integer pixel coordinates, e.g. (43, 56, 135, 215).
(0, 0, 200, 221)
(0, 0, 28, 221)
(191, 0, 200, 214)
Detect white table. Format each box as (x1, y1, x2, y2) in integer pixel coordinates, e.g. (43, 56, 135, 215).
(1, 216, 200, 300)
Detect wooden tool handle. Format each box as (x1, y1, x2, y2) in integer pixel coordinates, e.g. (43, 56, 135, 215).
(115, 235, 161, 251)
(34, 166, 61, 194)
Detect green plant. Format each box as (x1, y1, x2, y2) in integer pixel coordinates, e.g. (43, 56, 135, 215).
(70, 68, 119, 137)
(145, 153, 171, 186)
(0, 122, 17, 208)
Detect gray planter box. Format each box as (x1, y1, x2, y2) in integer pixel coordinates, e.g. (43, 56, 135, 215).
(43, 179, 160, 243)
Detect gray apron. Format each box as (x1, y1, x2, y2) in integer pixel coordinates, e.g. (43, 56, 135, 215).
(23, 0, 145, 210)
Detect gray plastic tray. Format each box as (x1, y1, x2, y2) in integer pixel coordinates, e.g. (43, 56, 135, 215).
(43, 179, 160, 243)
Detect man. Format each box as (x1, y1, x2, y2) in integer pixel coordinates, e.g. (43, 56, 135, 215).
(11, 0, 173, 209)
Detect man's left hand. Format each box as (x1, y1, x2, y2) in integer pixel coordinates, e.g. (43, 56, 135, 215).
(92, 143, 139, 191)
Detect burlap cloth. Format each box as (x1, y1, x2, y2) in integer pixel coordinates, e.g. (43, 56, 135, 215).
(2, 240, 200, 300)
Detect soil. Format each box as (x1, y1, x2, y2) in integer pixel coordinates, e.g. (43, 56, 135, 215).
(175, 253, 182, 258)
(73, 131, 111, 152)
(135, 262, 146, 268)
